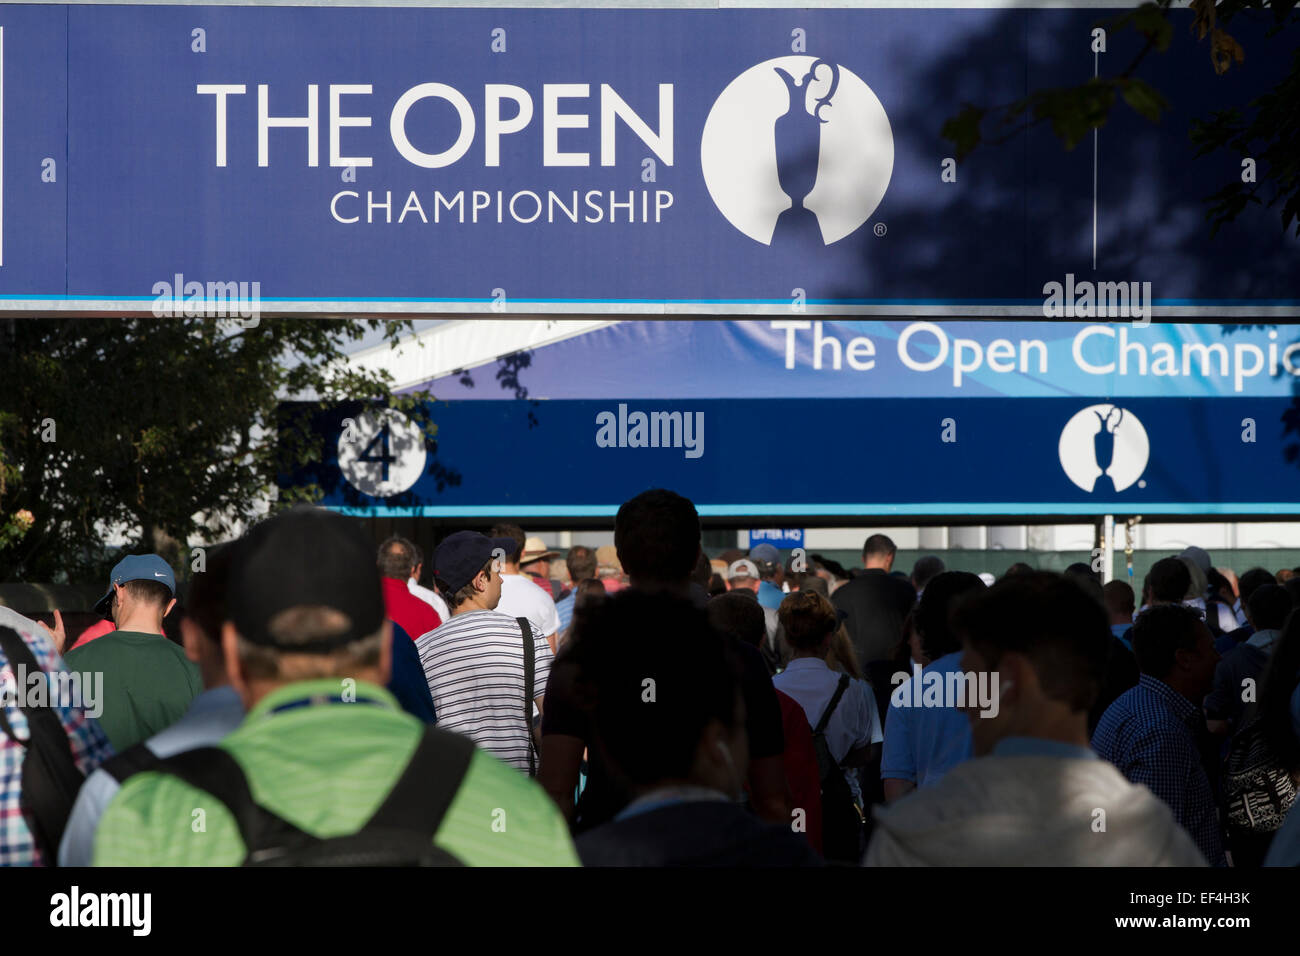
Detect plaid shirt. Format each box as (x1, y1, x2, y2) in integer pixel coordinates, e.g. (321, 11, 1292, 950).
(1092, 674, 1226, 866)
(1, 617, 113, 866)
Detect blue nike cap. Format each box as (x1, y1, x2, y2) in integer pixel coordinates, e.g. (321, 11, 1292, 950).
(94, 554, 176, 617)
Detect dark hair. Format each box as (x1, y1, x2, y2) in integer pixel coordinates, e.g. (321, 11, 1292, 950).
(1003, 562, 1034, 578)
(574, 577, 607, 610)
(572, 592, 739, 788)
(1260, 609, 1300, 772)
(1130, 603, 1206, 678)
(863, 534, 896, 560)
(777, 590, 838, 651)
(799, 576, 830, 598)
(121, 578, 173, 610)
(1148, 556, 1191, 604)
(707, 573, 727, 597)
(691, 549, 713, 588)
(1283, 577, 1300, 608)
(613, 489, 701, 583)
(1206, 568, 1231, 597)
(1248, 584, 1293, 632)
(912, 555, 946, 590)
(488, 524, 525, 561)
(708, 591, 766, 649)
(914, 571, 985, 661)
(1103, 580, 1135, 616)
(955, 572, 1108, 714)
(566, 545, 598, 583)
(377, 535, 417, 580)
(185, 543, 237, 645)
(1064, 562, 1096, 580)
(811, 554, 849, 580)
(1239, 567, 1276, 605)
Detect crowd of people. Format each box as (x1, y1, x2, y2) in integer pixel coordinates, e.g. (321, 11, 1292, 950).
(2, 490, 1299, 866)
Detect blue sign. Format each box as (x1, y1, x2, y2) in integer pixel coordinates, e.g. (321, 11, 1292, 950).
(285, 395, 1300, 517)
(1, 4, 1296, 314)
(750, 529, 805, 548)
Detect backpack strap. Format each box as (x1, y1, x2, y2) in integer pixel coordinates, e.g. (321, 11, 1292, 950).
(517, 617, 538, 777)
(362, 726, 476, 833)
(100, 740, 163, 784)
(153, 745, 315, 864)
(814, 674, 852, 735)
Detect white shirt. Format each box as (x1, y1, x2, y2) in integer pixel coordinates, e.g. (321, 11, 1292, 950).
(496, 573, 560, 640)
(416, 609, 553, 772)
(408, 577, 450, 623)
(773, 658, 882, 764)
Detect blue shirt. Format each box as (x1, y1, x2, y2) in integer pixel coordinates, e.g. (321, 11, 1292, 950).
(1111, 623, 1133, 651)
(58, 684, 245, 866)
(555, 591, 576, 634)
(880, 651, 973, 789)
(387, 623, 437, 725)
(757, 581, 785, 610)
(993, 736, 1097, 762)
(1092, 674, 1226, 866)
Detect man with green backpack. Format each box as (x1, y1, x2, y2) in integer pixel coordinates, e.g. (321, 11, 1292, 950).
(93, 507, 579, 867)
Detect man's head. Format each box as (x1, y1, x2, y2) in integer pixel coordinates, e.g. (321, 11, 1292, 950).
(748, 543, 783, 588)
(613, 488, 701, 591)
(911, 555, 946, 592)
(778, 590, 838, 656)
(573, 592, 745, 799)
(1130, 603, 1218, 698)
(1102, 580, 1136, 627)
(1248, 584, 1293, 632)
(1147, 556, 1191, 605)
(566, 545, 598, 586)
(223, 507, 392, 708)
(863, 534, 896, 571)
(1238, 567, 1275, 607)
(487, 524, 526, 572)
(377, 535, 418, 582)
(181, 542, 238, 689)
(519, 536, 560, 580)
(93, 554, 177, 631)
(913, 571, 986, 665)
(726, 559, 760, 593)
(707, 590, 767, 650)
(434, 530, 515, 613)
(955, 572, 1109, 756)
(1002, 562, 1034, 578)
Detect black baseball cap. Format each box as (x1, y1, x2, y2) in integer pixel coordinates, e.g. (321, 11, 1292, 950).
(434, 531, 516, 593)
(228, 507, 385, 653)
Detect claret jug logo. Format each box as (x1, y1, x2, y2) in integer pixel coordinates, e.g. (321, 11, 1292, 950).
(700, 56, 893, 245)
(1059, 405, 1150, 493)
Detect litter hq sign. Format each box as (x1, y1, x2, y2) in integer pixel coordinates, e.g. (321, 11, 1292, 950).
(284, 321, 1300, 518)
(2, 3, 1296, 315)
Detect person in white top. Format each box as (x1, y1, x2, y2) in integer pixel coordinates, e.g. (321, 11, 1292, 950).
(772, 591, 882, 790)
(489, 524, 560, 653)
(406, 542, 451, 623)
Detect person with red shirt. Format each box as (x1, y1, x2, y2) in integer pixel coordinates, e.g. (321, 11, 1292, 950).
(378, 536, 441, 639)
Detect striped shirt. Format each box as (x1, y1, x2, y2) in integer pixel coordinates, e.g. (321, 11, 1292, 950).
(417, 610, 553, 772)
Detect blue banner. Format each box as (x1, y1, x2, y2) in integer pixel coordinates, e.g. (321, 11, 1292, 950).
(750, 529, 805, 548)
(1, 4, 1296, 314)
(286, 396, 1300, 517)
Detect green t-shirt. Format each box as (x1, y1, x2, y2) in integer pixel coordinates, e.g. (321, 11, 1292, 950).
(93, 679, 580, 867)
(63, 630, 202, 751)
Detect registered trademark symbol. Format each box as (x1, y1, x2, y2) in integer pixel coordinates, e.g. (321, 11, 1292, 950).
(1138, 479, 1147, 488)
(873, 222, 887, 237)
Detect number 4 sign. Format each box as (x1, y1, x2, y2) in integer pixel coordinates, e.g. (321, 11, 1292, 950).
(337, 408, 428, 498)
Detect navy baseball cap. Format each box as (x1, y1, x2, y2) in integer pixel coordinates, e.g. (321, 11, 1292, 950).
(94, 554, 176, 617)
(750, 543, 781, 566)
(228, 507, 386, 654)
(434, 531, 516, 593)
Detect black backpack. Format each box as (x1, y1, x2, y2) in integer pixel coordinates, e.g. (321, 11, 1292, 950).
(812, 674, 862, 863)
(0, 626, 89, 862)
(1223, 716, 1298, 836)
(132, 725, 477, 865)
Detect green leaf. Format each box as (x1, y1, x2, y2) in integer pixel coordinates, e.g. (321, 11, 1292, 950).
(940, 104, 986, 162)
(1120, 77, 1168, 123)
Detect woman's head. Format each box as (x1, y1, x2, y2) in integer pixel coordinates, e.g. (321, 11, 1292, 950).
(778, 590, 838, 653)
